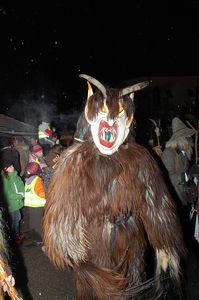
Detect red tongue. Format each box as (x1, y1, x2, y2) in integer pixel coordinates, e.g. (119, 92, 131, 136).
(98, 121, 118, 148)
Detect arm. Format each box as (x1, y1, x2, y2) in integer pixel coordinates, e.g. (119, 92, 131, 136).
(139, 154, 186, 287)
(13, 176, 25, 197)
(42, 143, 89, 269)
(3, 180, 23, 203)
(34, 177, 45, 199)
(161, 148, 177, 176)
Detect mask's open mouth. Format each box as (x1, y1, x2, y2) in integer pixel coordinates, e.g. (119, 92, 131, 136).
(98, 120, 118, 148)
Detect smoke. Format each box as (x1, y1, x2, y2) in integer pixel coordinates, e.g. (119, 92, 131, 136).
(4, 89, 82, 134)
(6, 90, 57, 126)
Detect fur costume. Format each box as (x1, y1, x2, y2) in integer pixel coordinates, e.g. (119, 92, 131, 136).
(43, 75, 186, 299)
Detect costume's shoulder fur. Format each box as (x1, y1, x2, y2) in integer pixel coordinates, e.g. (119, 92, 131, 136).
(46, 141, 176, 228)
(43, 140, 185, 299)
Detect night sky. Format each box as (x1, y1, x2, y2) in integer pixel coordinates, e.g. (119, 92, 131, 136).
(1, 1, 199, 114)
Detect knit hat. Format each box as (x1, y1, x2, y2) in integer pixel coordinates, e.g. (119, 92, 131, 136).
(26, 162, 41, 175)
(32, 145, 43, 154)
(2, 160, 13, 170)
(167, 117, 195, 143)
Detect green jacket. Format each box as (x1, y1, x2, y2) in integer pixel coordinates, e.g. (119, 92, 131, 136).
(2, 171, 24, 212)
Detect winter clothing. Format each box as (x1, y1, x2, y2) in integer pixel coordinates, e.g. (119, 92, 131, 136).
(24, 176, 46, 207)
(24, 174, 46, 242)
(26, 162, 42, 176)
(1, 159, 13, 170)
(161, 147, 190, 205)
(28, 149, 47, 170)
(2, 170, 24, 235)
(42, 144, 64, 194)
(14, 137, 30, 177)
(32, 145, 43, 154)
(161, 117, 195, 206)
(45, 144, 64, 169)
(0, 146, 21, 174)
(38, 122, 54, 140)
(38, 122, 55, 156)
(2, 171, 24, 213)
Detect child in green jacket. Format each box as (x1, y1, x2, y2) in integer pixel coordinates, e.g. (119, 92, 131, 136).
(1, 160, 24, 242)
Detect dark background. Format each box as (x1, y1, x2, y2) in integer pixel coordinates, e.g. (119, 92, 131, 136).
(0, 1, 199, 121)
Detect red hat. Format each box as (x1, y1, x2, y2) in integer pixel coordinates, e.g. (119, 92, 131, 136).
(32, 145, 43, 154)
(26, 162, 41, 175)
(45, 128, 54, 135)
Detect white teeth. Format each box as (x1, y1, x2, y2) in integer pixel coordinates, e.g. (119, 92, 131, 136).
(101, 128, 116, 142)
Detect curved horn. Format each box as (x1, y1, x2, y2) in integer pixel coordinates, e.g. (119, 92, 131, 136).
(79, 74, 107, 99)
(148, 118, 157, 127)
(121, 81, 149, 97)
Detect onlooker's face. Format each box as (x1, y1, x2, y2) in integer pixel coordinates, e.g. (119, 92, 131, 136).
(5, 165, 14, 172)
(35, 150, 43, 158)
(52, 136, 57, 141)
(30, 138, 38, 146)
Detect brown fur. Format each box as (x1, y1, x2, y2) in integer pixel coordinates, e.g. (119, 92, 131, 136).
(86, 88, 134, 122)
(42, 140, 185, 299)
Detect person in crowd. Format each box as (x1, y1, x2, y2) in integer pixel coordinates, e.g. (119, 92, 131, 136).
(49, 132, 60, 146)
(1, 160, 25, 245)
(12, 136, 30, 178)
(38, 122, 54, 156)
(161, 117, 195, 206)
(24, 162, 46, 246)
(28, 144, 47, 171)
(27, 136, 39, 152)
(0, 137, 21, 175)
(42, 144, 64, 194)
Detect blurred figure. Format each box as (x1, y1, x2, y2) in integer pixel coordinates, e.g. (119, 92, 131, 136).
(24, 162, 46, 245)
(27, 136, 39, 152)
(42, 144, 64, 194)
(45, 144, 64, 170)
(38, 122, 54, 155)
(28, 144, 47, 171)
(49, 132, 60, 146)
(161, 117, 195, 206)
(13, 136, 30, 178)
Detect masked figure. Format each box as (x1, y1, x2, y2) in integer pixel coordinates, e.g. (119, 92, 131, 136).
(43, 75, 186, 299)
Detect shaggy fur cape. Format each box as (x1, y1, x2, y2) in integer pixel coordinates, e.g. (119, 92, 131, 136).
(43, 140, 185, 299)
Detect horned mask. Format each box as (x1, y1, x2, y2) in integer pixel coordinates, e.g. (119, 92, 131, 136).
(79, 74, 149, 155)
